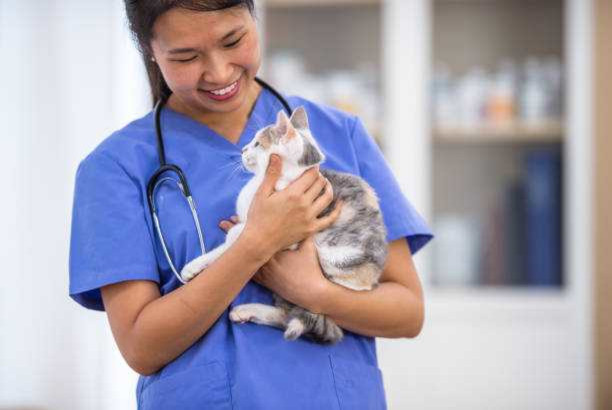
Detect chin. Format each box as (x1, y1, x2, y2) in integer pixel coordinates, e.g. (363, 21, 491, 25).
(194, 95, 243, 113)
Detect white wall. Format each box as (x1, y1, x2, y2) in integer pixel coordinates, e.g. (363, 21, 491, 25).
(0, 1, 148, 409)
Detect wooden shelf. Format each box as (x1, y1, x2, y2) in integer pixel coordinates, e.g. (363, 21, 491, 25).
(433, 120, 564, 144)
(264, 0, 379, 8)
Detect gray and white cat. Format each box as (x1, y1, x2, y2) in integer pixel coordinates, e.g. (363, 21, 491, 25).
(181, 106, 388, 344)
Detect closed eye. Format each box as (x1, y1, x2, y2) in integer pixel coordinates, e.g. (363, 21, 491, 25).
(174, 55, 197, 63)
(224, 34, 245, 49)
(254, 142, 260, 147)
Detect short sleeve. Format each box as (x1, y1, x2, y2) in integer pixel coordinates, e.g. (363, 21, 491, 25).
(349, 117, 433, 254)
(69, 152, 160, 311)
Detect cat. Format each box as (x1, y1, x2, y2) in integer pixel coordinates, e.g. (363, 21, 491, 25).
(180, 106, 388, 344)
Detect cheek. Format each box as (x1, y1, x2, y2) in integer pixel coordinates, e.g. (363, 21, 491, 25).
(283, 140, 301, 159)
(158, 64, 198, 92)
(235, 35, 261, 75)
(257, 152, 270, 172)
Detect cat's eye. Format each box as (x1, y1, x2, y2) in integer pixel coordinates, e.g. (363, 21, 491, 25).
(254, 142, 260, 147)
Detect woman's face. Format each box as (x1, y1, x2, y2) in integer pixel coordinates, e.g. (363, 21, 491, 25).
(150, 6, 261, 116)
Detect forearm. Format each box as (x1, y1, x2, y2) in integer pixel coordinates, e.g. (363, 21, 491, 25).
(317, 281, 424, 339)
(131, 235, 271, 375)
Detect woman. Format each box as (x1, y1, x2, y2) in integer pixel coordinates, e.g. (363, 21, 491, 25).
(68, 1, 433, 408)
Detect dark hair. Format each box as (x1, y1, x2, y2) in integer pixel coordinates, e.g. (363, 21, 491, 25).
(124, 0, 255, 106)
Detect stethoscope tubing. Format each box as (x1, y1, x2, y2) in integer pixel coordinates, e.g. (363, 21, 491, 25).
(147, 77, 292, 284)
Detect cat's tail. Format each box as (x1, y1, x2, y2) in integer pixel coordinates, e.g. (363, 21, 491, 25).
(284, 310, 343, 344)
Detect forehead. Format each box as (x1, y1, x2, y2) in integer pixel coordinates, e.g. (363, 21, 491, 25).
(152, 7, 252, 51)
(257, 126, 276, 148)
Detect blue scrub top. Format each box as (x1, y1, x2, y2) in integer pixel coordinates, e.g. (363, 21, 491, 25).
(69, 88, 433, 410)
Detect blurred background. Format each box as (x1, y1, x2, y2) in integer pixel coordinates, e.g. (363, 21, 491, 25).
(1, 0, 610, 409)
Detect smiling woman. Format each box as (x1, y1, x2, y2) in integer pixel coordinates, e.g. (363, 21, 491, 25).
(127, 0, 261, 142)
(67, 0, 432, 409)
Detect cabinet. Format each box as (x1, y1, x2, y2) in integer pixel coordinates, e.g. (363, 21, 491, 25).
(261, 1, 593, 409)
(261, 0, 383, 143)
(431, 0, 565, 290)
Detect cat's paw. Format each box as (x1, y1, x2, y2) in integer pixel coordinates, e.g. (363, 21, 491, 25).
(325, 322, 344, 344)
(180, 263, 199, 282)
(229, 305, 256, 324)
(283, 317, 305, 341)
(180, 257, 210, 282)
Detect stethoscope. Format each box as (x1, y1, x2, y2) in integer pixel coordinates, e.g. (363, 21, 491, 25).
(147, 76, 292, 284)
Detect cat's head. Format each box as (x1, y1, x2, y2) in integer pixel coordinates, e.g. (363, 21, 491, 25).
(241, 106, 325, 176)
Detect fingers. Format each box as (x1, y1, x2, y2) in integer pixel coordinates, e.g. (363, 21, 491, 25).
(286, 165, 320, 194)
(219, 215, 239, 232)
(313, 200, 344, 232)
(257, 154, 283, 197)
(310, 179, 334, 216)
(219, 221, 232, 232)
(303, 172, 328, 203)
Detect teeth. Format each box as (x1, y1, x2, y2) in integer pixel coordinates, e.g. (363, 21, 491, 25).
(210, 81, 237, 96)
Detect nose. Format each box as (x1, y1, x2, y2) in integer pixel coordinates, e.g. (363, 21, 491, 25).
(202, 52, 233, 85)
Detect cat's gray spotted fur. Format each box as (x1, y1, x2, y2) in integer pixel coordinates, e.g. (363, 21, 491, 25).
(181, 106, 388, 344)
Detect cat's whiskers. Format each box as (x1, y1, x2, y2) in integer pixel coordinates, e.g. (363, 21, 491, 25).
(224, 159, 249, 181)
(218, 159, 242, 171)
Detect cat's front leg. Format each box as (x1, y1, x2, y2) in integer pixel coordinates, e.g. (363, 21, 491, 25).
(181, 223, 245, 282)
(180, 250, 220, 282)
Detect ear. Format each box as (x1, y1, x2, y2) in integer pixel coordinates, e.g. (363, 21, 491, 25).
(276, 109, 290, 136)
(290, 106, 309, 130)
(280, 125, 298, 144)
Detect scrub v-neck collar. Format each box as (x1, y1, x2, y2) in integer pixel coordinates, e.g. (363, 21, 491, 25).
(159, 87, 275, 154)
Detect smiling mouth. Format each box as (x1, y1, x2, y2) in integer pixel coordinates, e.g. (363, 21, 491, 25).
(202, 76, 241, 101)
(207, 81, 238, 95)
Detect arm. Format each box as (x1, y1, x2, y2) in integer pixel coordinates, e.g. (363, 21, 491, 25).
(249, 236, 424, 339)
(316, 238, 425, 339)
(101, 157, 340, 376)
(101, 233, 270, 376)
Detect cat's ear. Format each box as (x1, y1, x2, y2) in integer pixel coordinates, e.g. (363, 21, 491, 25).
(276, 109, 290, 136)
(280, 124, 298, 143)
(290, 106, 309, 130)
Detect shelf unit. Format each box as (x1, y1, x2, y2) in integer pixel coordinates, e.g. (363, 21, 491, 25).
(261, 0, 383, 144)
(433, 120, 564, 144)
(261, 0, 592, 409)
(431, 0, 565, 290)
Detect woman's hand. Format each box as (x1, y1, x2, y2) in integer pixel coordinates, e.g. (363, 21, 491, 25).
(256, 237, 330, 312)
(219, 221, 330, 313)
(240, 155, 342, 259)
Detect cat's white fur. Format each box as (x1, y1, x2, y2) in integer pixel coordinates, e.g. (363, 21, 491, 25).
(180, 108, 323, 281)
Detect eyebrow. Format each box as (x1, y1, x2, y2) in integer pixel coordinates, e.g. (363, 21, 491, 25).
(167, 26, 245, 54)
